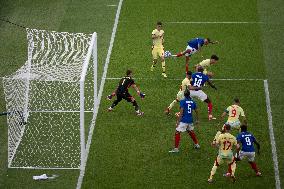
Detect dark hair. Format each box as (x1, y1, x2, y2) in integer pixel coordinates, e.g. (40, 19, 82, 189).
(211, 54, 219, 61)
(197, 66, 204, 72)
(240, 125, 248, 132)
(157, 21, 162, 26)
(224, 123, 231, 131)
(206, 38, 211, 43)
(184, 88, 191, 98)
(186, 71, 192, 76)
(126, 69, 132, 76)
(234, 98, 240, 103)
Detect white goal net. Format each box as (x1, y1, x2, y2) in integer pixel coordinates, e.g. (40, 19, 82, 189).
(2, 28, 97, 169)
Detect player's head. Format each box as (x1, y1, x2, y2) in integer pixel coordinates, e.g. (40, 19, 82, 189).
(234, 98, 240, 104)
(156, 21, 162, 30)
(197, 65, 204, 72)
(210, 54, 219, 64)
(223, 123, 231, 132)
(186, 71, 192, 78)
(126, 69, 132, 76)
(240, 124, 248, 132)
(204, 38, 211, 45)
(184, 87, 191, 98)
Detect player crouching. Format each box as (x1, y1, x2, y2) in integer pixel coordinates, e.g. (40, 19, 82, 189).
(107, 70, 145, 116)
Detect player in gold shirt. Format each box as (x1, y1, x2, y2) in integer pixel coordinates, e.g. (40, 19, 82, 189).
(151, 21, 167, 78)
(164, 71, 201, 114)
(208, 124, 239, 183)
(221, 98, 246, 130)
(194, 55, 219, 78)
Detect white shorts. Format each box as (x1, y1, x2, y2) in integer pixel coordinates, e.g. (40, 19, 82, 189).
(226, 120, 241, 129)
(176, 122, 194, 132)
(238, 151, 255, 162)
(190, 90, 208, 101)
(185, 46, 197, 57)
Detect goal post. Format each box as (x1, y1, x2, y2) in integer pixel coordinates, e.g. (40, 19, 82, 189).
(2, 28, 97, 169)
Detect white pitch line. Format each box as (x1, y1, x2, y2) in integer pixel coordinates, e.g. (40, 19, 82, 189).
(76, 0, 124, 189)
(166, 21, 263, 24)
(264, 80, 281, 189)
(105, 77, 265, 81)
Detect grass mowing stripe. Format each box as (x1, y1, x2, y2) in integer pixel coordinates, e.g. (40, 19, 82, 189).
(166, 21, 263, 24)
(264, 80, 281, 189)
(76, 0, 124, 188)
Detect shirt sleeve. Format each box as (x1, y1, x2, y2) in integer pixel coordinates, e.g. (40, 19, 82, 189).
(240, 108, 245, 116)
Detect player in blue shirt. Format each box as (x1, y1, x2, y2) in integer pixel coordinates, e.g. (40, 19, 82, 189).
(169, 88, 200, 153)
(190, 66, 217, 120)
(172, 37, 218, 72)
(235, 125, 261, 176)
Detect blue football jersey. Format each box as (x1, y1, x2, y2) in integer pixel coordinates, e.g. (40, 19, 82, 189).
(179, 97, 197, 123)
(236, 132, 256, 152)
(190, 72, 209, 88)
(187, 38, 204, 50)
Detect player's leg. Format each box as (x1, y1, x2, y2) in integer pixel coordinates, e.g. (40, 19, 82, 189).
(247, 152, 261, 176)
(169, 122, 186, 153)
(108, 94, 123, 111)
(186, 124, 200, 149)
(151, 46, 158, 71)
(204, 97, 215, 120)
(125, 93, 144, 116)
(228, 159, 237, 182)
(165, 91, 183, 114)
(159, 49, 167, 78)
(208, 156, 222, 183)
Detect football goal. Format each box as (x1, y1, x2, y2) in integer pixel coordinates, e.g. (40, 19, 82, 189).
(2, 28, 97, 169)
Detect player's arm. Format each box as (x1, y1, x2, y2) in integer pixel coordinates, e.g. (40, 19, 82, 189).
(177, 107, 184, 124)
(132, 84, 145, 98)
(221, 110, 228, 119)
(207, 80, 217, 90)
(254, 139, 260, 155)
(235, 141, 241, 161)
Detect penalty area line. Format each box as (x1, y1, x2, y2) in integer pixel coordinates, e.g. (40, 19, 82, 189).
(264, 80, 281, 189)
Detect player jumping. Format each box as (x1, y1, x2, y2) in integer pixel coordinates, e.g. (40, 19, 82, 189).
(151, 21, 167, 78)
(107, 70, 145, 116)
(208, 124, 239, 183)
(164, 71, 201, 115)
(194, 55, 219, 78)
(172, 37, 219, 72)
(169, 88, 200, 153)
(190, 66, 217, 120)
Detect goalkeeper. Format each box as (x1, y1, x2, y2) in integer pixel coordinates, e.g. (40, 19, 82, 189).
(107, 70, 145, 116)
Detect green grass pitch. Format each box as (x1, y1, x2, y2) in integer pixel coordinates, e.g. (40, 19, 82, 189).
(0, 0, 283, 189)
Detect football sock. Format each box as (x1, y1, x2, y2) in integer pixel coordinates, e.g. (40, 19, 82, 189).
(162, 61, 166, 72)
(186, 63, 189, 72)
(249, 162, 259, 173)
(169, 99, 178, 110)
(188, 131, 198, 144)
(230, 161, 236, 176)
(175, 132, 181, 148)
(209, 165, 218, 180)
(132, 100, 139, 111)
(176, 52, 183, 57)
(208, 102, 213, 115)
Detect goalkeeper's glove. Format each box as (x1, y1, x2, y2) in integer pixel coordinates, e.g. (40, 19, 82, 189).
(139, 92, 146, 99)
